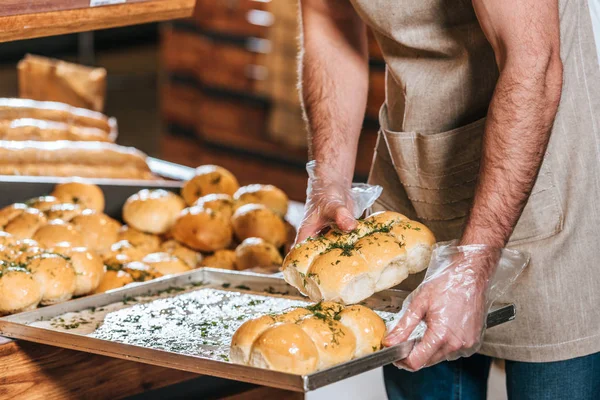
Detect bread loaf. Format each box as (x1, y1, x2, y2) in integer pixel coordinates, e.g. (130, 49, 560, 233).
(282, 211, 435, 304)
(230, 302, 385, 374)
(0, 119, 111, 142)
(0, 140, 153, 180)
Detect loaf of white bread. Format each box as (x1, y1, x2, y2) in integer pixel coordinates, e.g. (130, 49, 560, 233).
(230, 302, 385, 374)
(282, 211, 435, 305)
(0, 140, 154, 180)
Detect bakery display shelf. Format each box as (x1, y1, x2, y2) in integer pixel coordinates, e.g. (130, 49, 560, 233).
(0, 268, 515, 392)
(0, 0, 195, 43)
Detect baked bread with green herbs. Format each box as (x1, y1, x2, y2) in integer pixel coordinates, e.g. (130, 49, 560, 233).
(282, 211, 435, 304)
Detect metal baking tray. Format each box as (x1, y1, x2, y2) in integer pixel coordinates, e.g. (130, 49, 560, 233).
(0, 268, 515, 392)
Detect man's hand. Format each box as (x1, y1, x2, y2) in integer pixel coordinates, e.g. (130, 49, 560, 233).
(385, 0, 561, 369)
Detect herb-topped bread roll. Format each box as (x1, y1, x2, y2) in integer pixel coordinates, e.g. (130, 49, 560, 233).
(171, 206, 233, 252)
(0, 261, 43, 315)
(45, 203, 83, 222)
(282, 211, 435, 304)
(51, 181, 105, 212)
(93, 269, 133, 294)
(160, 240, 202, 268)
(193, 194, 236, 219)
(231, 204, 287, 248)
(123, 189, 185, 235)
(230, 302, 385, 374)
(0, 203, 28, 227)
(235, 237, 283, 271)
(28, 254, 76, 305)
(118, 225, 161, 253)
(181, 165, 240, 206)
(32, 220, 85, 248)
(53, 247, 105, 296)
(233, 184, 289, 216)
(4, 207, 47, 240)
(201, 249, 237, 270)
(141, 252, 191, 276)
(102, 240, 147, 269)
(71, 210, 120, 253)
(25, 195, 60, 211)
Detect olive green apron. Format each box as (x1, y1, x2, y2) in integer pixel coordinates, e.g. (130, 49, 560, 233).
(350, 0, 600, 362)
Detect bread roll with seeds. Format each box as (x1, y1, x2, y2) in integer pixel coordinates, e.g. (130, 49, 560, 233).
(51, 181, 105, 212)
(282, 211, 435, 304)
(181, 165, 239, 205)
(123, 189, 185, 234)
(235, 237, 282, 271)
(233, 184, 288, 216)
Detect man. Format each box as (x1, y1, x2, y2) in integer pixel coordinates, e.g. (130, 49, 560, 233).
(296, 0, 600, 398)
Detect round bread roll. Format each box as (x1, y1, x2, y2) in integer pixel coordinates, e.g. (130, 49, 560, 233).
(233, 184, 289, 216)
(389, 219, 436, 274)
(45, 203, 83, 222)
(337, 305, 386, 358)
(248, 323, 320, 375)
(32, 220, 85, 248)
(51, 181, 105, 212)
(102, 240, 147, 269)
(0, 263, 42, 315)
(282, 238, 331, 296)
(171, 206, 233, 252)
(160, 240, 202, 268)
(121, 261, 162, 282)
(0, 203, 27, 227)
(11, 240, 44, 264)
(354, 232, 408, 292)
(141, 252, 191, 276)
(297, 315, 356, 370)
(54, 247, 105, 296)
(181, 165, 240, 205)
(71, 210, 120, 253)
(193, 193, 236, 219)
(25, 196, 60, 212)
(93, 269, 134, 294)
(231, 204, 286, 248)
(235, 237, 282, 271)
(118, 225, 161, 253)
(305, 248, 372, 305)
(123, 189, 185, 234)
(201, 249, 236, 270)
(4, 207, 47, 240)
(28, 254, 76, 305)
(230, 315, 278, 364)
(0, 231, 16, 247)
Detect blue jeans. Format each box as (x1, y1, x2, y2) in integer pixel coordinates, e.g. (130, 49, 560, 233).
(384, 352, 600, 400)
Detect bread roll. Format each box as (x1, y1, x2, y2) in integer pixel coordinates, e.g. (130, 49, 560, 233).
(201, 249, 236, 270)
(232, 302, 385, 374)
(181, 165, 239, 205)
(0, 203, 27, 227)
(231, 204, 286, 248)
(160, 240, 202, 268)
(32, 220, 84, 248)
(235, 237, 283, 271)
(25, 195, 60, 211)
(0, 98, 111, 132)
(53, 247, 105, 296)
(118, 225, 161, 253)
(0, 231, 16, 247)
(4, 207, 47, 240)
(102, 240, 147, 269)
(141, 252, 191, 276)
(71, 210, 120, 253)
(0, 119, 110, 142)
(0, 140, 153, 180)
(193, 193, 236, 219)
(0, 263, 42, 315)
(45, 203, 83, 222)
(93, 269, 133, 294)
(29, 254, 76, 305)
(11, 239, 44, 264)
(171, 206, 233, 252)
(282, 211, 435, 304)
(121, 261, 161, 282)
(51, 181, 105, 212)
(123, 189, 185, 234)
(233, 184, 289, 216)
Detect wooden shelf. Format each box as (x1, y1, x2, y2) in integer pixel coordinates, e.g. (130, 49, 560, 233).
(0, 0, 195, 43)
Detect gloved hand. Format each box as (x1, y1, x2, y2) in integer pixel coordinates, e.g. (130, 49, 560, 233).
(295, 160, 382, 243)
(384, 241, 529, 371)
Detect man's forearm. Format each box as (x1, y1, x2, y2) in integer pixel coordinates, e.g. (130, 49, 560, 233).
(461, 55, 563, 249)
(299, 0, 368, 180)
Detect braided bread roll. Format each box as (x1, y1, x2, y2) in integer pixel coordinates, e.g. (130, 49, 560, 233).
(282, 211, 435, 304)
(230, 302, 385, 374)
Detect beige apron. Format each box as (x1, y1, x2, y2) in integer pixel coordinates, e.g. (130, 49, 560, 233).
(350, 0, 600, 362)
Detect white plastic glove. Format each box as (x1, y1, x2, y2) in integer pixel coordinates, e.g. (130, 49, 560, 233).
(384, 241, 529, 371)
(295, 160, 382, 243)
